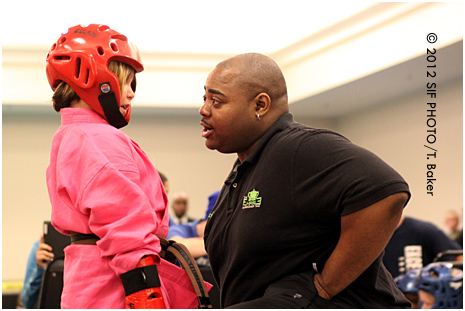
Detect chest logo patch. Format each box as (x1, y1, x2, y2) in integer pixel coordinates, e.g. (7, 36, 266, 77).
(242, 189, 262, 209)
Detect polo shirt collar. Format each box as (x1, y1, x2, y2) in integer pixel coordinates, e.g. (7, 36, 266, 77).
(242, 112, 295, 165)
(226, 113, 295, 185)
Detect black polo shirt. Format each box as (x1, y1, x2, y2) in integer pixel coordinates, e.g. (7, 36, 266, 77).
(204, 113, 411, 308)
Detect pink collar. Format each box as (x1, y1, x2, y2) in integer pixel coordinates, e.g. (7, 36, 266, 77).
(61, 108, 108, 126)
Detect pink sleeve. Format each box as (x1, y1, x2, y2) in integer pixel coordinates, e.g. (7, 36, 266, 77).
(79, 162, 166, 276)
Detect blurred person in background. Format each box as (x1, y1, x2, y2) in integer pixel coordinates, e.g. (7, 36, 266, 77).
(384, 215, 462, 279)
(444, 210, 461, 240)
(171, 192, 195, 224)
(18, 237, 54, 308)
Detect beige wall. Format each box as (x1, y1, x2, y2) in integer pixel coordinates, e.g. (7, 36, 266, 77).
(335, 79, 463, 227)
(2, 79, 462, 281)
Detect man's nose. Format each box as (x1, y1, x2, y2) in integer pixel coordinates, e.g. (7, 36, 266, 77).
(199, 102, 210, 116)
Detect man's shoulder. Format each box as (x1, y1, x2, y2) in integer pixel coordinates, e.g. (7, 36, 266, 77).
(404, 217, 438, 230)
(273, 122, 350, 152)
(401, 217, 449, 240)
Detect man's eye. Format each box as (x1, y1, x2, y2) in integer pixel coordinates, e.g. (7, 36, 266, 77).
(211, 98, 222, 106)
(202, 95, 221, 106)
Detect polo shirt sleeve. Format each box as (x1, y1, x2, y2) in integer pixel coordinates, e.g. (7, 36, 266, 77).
(293, 130, 410, 218)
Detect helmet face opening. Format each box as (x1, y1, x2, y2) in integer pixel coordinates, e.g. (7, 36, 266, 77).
(417, 262, 463, 309)
(46, 24, 144, 128)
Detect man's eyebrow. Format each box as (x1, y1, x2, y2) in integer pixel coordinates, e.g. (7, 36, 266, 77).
(204, 86, 225, 97)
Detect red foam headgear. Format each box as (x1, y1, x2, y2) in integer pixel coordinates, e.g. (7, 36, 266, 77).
(46, 24, 144, 128)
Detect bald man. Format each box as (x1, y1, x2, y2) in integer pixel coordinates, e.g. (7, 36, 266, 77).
(200, 53, 411, 308)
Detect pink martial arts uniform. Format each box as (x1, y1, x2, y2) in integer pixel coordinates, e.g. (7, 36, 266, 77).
(46, 108, 170, 308)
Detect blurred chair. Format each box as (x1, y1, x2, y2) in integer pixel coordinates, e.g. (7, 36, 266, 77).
(37, 258, 64, 309)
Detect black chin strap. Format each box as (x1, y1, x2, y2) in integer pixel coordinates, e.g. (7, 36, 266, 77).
(98, 82, 128, 129)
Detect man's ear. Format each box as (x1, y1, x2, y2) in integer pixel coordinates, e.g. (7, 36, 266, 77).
(254, 93, 271, 116)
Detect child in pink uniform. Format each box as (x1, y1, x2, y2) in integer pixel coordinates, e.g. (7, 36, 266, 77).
(46, 24, 169, 308)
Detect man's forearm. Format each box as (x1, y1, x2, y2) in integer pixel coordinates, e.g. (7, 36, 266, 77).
(169, 236, 207, 258)
(314, 192, 408, 299)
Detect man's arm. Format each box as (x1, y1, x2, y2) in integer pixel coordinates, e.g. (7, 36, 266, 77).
(167, 220, 208, 258)
(314, 192, 408, 300)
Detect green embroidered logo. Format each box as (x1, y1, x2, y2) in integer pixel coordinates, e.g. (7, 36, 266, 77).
(242, 189, 262, 209)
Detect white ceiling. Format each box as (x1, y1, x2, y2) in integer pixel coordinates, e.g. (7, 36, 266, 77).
(2, 2, 463, 119)
(290, 40, 463, 118)
(1, 0, 374, 54)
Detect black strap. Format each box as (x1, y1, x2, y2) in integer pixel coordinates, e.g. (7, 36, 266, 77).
(433, 250, 463, 262)
(70, 233, 100, 243)
(98, 82, 128, 129)
(120, 264, 161, 296)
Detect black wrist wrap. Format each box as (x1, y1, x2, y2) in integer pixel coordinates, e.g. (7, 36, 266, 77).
(120, 264, 161, 296)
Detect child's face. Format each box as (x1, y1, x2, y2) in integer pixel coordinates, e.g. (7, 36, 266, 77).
(418, 290, 435, 309)
(120, 72, 135, 120)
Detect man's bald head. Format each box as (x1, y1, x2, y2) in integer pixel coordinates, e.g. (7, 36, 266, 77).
(201, 53, 289, 161)
(216, 53, 288, 112)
